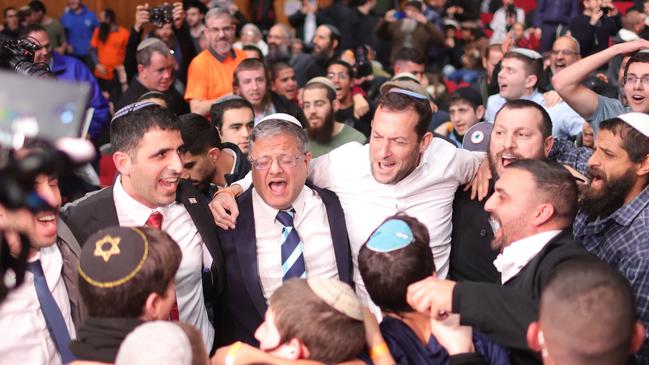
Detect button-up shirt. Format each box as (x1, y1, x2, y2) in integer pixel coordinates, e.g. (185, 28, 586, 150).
(493, 230, 561, 284)
(574, 186, 649, 361)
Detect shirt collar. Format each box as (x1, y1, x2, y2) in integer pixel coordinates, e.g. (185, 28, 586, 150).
(114, 176, 172, 225)
(252, 185, 311, 223)
(493, 230, 562, 284)
(582, 185, 649, 229)
(208, 47, 236, 62)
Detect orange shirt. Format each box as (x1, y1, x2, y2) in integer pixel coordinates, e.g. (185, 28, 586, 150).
(91, 26, 129, 80)
(184, 48, 246, 112)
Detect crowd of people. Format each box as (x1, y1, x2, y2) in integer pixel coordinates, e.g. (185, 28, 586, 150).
(2, 0, 649, 364)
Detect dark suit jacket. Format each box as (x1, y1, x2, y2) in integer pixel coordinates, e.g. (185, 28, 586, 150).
(216, 183, 353, 346)
(61, 179, 224, 298)
(452, 229, 592, 365)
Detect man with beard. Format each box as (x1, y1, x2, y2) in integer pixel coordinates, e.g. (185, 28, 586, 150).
(185, 7, 246, 116)
(233, 58, 306, 126)
(266, 23, 293, 65)
(449, 99, 593, 283)
(407, 159, 592, 365)
(574, 112, 649, 363)
(292, 24, 341, 87)
(303, 77, 366, 157)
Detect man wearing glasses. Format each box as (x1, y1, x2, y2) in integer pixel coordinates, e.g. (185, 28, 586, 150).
(537, 36, 581, 92)
(185, 7, 245, 116)
(215, 113, 353, 346)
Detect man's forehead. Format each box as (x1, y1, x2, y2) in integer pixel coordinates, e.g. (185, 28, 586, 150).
(627, 61, 649, 74)
(303, 88, 329, 101)
(494, 108, 542, 129)
(207, 15, 231, 26)
(316, 26, 331, 37)
(239, 68, 266, 78)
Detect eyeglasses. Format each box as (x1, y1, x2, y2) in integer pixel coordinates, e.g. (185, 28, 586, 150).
(249, 153, 305, 170)
(624, 75, 649, 86)
(550, 49, 578, 57)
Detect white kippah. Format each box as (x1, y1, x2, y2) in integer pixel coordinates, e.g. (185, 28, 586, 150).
(255, 112, 302, 128)
(618, 112, 649, 138)
(115, 321, 192, 365)
(511, 47, 543, 60)
(307, 278, 364, 321)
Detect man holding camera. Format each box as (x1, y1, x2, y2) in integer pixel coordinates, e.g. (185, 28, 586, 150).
(569, 0, 621, 58)
(185, 7, 246, 117)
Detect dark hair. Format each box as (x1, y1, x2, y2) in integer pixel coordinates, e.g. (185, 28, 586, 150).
(210, 98, 254, 129)
(98, 9, 116, 44)
(183, 0, 208, 14)
(303, 81, 336, 102)
(377, 92, 432, 140)
(327, 59, 353, 78)
(28, 0, 46, 14)
(540, 257, 637, 365)
(110, 105, 180, 156)
(495, 99, 552, 139)
(3, 7, 17, 17)
(503, 51, 542, 88)
(624, 51, 649, 80)
(485, 43, 503, 60)
(178, 113, 221, 155)
(359, 214, 434, 313)
(270, 62, 293, 82)
(232, 58, 267, 90)
(138, 90, 170, 105)
(270, 279, 365, 363)
(242, 44, 264, 61)
(449, 93, 479, 110)
(136, 41, 172, 67)
(79, 227, 182, 318)
(506, 159, 578, 222)
(322, 24, 341, 50)
(23, 23, 47, 37)
(600, 117, 649, 164)
(393, 47, 426, 66)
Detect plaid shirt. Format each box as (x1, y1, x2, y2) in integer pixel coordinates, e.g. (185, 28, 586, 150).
(548, 138, 592, 176)
(574, 186, 649, 362)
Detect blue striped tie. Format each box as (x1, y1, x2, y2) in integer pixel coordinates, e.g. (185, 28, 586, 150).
(27, 260, 76, 364)
(276, 209, 306, 281)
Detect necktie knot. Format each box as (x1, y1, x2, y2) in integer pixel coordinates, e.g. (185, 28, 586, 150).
(27, 260, 45, 277)
(145, 211, 164, 229)
(276, 209, 295, 227)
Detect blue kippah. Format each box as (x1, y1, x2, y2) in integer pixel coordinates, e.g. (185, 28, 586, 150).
(366, 219, 414, 252)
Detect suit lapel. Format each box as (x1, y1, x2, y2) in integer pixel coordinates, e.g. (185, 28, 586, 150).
(234, 188, 267, 316)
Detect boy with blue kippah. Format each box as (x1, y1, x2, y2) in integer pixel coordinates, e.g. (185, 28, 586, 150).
(358, 214, 510, 365)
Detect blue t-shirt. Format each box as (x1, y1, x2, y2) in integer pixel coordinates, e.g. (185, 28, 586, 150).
(60, 5, 98, 57)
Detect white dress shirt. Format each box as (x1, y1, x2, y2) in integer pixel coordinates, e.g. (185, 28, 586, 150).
(0, 244, 75, 365)
(253, 185, 339, 301)
(493, 230, 561, 284)
(233, 139, 481, 314)
(113, 178, 214, 349)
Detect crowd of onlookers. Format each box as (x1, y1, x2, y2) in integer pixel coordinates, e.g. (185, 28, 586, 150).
(2, 0, 649, 364)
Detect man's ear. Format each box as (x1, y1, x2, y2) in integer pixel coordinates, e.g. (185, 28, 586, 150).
(543, 135, 554, 157)
(419, 131, 434, 153)
(113, 151, 132, 176)
(284, 338, 309, 360)
(207, 147, 221, 164)
(526, 321, 542, 352)
(533, 203, 555, 227)
(630, 321, 646, 354)
(636, 154, 649, 178)
(476, 105, 486, 120)
(141, 292, 161, 321)
(332, 98, 340, 112)
(137, 64, 145, 75)
(525, 74, 538, 90)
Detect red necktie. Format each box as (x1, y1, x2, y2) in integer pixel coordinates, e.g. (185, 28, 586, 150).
(145, 211, 179, 321)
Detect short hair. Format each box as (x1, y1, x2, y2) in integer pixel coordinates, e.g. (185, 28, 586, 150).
(270, 62, 293, 82)
(183, 0, 208, 15)
(322, 24, 341, 50)
(393, 47, 426, 66)
(303, 80, 336, 102)
(505, 159, 578, 222)
(485, 43, 503, 60)
(377, 91, 432, 140)
(205, 7, 231, 22)
(250, 119, 308, 155)
(622, 10, 643, 31)
(624, 51, 649, 79)
(327, 59, 353, 78)
(3, 7, 17, 17)
(138, 90, 170, 105)
(232, 58, 267, 90)
(28, 0, 45, 14)
(242, 44, 264, 61)
(600, 117, 649, 164)
(79, 227, 182, 318)
(449, 93, 479, 110)
(24, 23, 47, 36)
(210, 97, 254, 129)
(136, 40, 172, 67)
(110, 105, 180, 156)
(540, 257, 637, 365)
(495, 99, 553, 139)
(358, 214, 434, 313)
(502, 51, 542, 88)
(176, 322, 210, 365)
(178, 113, 221, 155)
(554, 35, 581, 55)
(270, 279, 365, 363)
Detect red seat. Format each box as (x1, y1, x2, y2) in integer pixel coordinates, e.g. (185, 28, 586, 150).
(99, 152, 117, 187)
(613, 1, 634, 15)
(480, 12, 494, 26)
(515, 0, 537, 13)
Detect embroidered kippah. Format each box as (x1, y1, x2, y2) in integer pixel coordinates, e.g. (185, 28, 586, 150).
(510, 47, 543, 60)
(307, 278, 364, 321)
(79, 226, 149, 288)
(111, 101, 159, 123)
(255, 112, 302, 128)
(366, 219, 414, 252)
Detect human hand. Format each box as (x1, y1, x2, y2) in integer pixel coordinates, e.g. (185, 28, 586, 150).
(353, 93, 370, 119)
(95, 63, 108, 76)
(590, 8, 604, 25)
(464, 159, 492, 201)
(430, 314, 475, 355)
(209, 188, 241, 229)
(385, 9, 398, 22)
(134, 4, 150, 32)
(542, 90, 563, 108)
(407, 276, 456, 320)
(172, 2, 185, 30)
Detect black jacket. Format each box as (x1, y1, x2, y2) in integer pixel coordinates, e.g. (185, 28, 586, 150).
(117, 77, 189, 115)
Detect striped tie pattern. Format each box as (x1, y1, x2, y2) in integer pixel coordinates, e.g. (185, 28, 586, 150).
(276, 209, 306, 281)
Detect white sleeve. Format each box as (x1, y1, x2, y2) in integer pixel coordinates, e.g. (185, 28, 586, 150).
(231, 171, 253, 190)
(452, 149, 484, 185)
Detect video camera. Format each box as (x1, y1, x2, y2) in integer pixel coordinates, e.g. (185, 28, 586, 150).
(149, 5, 173, 27)
(0, 35, 50, 78)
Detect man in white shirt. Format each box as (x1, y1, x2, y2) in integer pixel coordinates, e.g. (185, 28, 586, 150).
(0, 167, 77, 365)
(485, 49, 586, 140)
(406, 159, 592, 364)
(62, 102, 222, 351)
(211, 80, 482, 314)
(215, 113, 353, 346)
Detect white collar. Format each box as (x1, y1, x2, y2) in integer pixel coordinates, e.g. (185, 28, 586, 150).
(493, 230, 561, 284)
(252, 185, 311, 222)
(114, 176, 174, 226)
(619, 29, 640, 42)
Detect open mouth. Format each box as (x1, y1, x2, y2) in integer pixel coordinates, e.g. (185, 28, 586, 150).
(269, 179, 288, 195)
(631, 95, 646, 104)
(377, 161, 397, 172)
(500, 154, 518, 167)
(159, 176, 179, 191)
